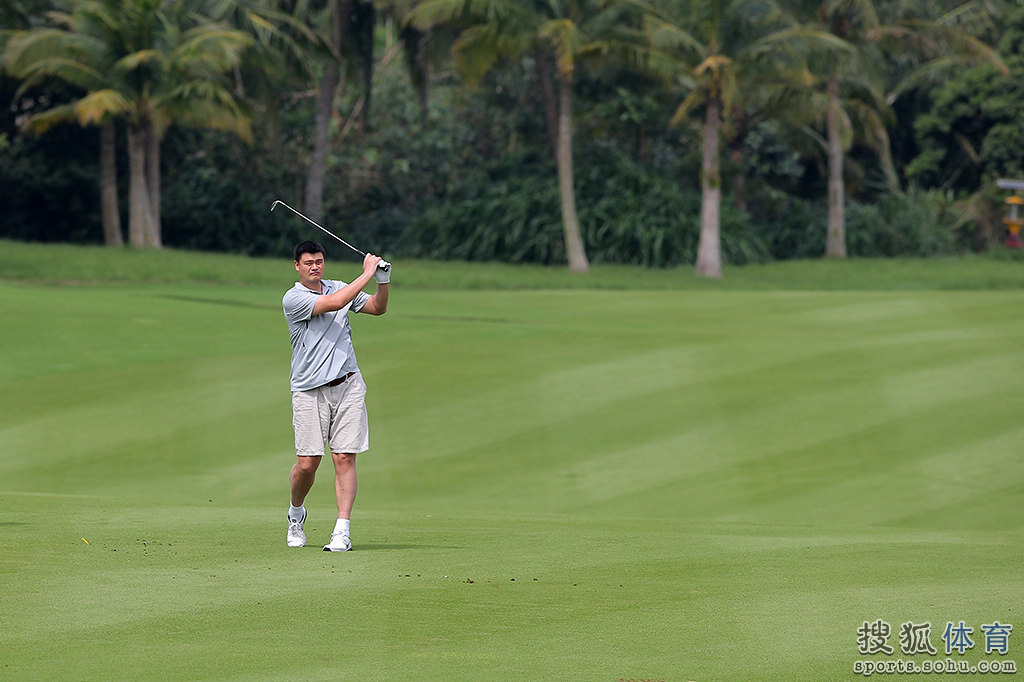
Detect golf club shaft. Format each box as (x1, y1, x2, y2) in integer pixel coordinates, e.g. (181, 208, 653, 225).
(270, 200, 365, 256)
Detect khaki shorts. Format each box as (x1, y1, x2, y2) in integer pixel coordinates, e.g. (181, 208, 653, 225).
(292, 373, 369, 456)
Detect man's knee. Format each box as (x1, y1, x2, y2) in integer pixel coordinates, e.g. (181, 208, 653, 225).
(332, 452, 357, 468)
(294, 455, 322, 474)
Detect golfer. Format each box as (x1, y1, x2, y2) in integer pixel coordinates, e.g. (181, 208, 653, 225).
(282, 240, 389, 551)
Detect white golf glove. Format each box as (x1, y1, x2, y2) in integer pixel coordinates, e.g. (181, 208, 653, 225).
(374, 260, 391, 284)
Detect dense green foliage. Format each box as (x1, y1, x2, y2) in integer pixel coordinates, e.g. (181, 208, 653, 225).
(0, 122, 104, 242)
(908, 4, 1024, 192)
(2, 0, 1022, 265)
(404, 147, 768, 267)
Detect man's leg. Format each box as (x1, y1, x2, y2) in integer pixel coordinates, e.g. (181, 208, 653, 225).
(290, 455, 321, 507)
(323, 452, 356, 551)
(287, 455, 321, 547)
(323, 376, 366, 551)
(332, 452, 357, 519)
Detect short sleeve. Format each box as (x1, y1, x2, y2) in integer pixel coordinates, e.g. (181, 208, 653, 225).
(283, 286, 316, 324)
(350, 290, 371, 313)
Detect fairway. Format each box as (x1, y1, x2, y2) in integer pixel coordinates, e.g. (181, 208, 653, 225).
(2, 253, 1023, 680)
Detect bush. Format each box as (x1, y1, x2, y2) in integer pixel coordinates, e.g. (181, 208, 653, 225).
(0, 126, 105, 244)
(161, 165, 301, 257)
(159, 125, 307, 257)
(749, 189, 826, 260)
(846, 189, 964, 257)
(752, 187, 971, 260)
(400, 146, 769, 268)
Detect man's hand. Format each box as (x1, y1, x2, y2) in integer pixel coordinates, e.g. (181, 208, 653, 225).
(362, 253, 383, 277)
(311, 253, 384, 316)
(361, 254, 390, 315)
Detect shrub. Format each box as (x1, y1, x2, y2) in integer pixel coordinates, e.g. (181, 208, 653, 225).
(400, 146, 769, 267)
(0, 126, 105, 244)
(846, 189, 964, 257)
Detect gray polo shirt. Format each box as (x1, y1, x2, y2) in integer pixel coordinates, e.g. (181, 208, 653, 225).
(283, 279, 371, 392)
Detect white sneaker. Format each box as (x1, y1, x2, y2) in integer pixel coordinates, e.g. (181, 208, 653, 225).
(323, 532, 352, 552)
(286, 511, 306, 548)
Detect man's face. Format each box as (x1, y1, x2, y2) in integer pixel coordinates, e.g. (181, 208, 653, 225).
(295, 252, 325, 286)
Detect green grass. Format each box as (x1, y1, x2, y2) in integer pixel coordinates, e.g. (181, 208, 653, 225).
(4, 238, 1024, 290)
(2, 242, 1023, 680)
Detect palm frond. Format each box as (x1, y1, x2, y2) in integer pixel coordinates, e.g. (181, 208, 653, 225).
(538, 18, 581, 74)
(21, 102, 79, 134)
(642, 15, 705, 57)
(410, 0, 526, 29)
(452, 23, 504, 84)
(888, 55, 984, 104)
(74, 88, 132, 124)
(173, 27, 251, 75)
(12, 57, 110, 95)
(5, 28, 110, 75)
(750, 25, 853, 60)
(669, 88, 703, 127)
(115, 48, 168, 74)
(159, 78, 251, 141)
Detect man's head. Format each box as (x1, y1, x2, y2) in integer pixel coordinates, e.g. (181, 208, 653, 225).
(294, 241, 326, 263)
(294, 241, 327, 289)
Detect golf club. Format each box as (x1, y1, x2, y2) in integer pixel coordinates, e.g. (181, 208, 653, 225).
(271, 200, 390, 272)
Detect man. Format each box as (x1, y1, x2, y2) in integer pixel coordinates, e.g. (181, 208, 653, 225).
(282, 240, 389, 551)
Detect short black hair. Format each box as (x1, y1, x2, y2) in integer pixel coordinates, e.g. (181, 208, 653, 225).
(294, 241, 326, 262)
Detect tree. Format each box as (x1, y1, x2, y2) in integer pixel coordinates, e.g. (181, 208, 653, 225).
(778, 0, 1005, 258)
(412, 0, 637, 272)
(201, 0, 320, 152)
(304, 0, 355, 222)
(907, 3, 1024, 192)
(380, 0, 455, 119)
(4, 0, 252, 247)
(637, 0, 806, 277)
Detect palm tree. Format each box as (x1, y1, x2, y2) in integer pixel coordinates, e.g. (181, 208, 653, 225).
(636, 0, 806, 277)
(3, 2, 125, 244)
(303, 0, 354, 222)
(201, 0, 344, 221)
(412, 0, 636, 272)
(4, 0, 252, 248)
(777, 0, 1005, 258)
(380, 0, 456, 119)
(201, 0, 321, 152)
(297, 0, 449, 222)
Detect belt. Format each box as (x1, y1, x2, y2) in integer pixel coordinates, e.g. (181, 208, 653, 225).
(325, 372, 356, 387)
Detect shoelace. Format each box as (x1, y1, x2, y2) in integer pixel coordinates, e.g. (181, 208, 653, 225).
(327, 532, 350, 546)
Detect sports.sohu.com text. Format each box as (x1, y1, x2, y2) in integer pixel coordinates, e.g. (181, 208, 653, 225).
(853, 658, 1018, 676)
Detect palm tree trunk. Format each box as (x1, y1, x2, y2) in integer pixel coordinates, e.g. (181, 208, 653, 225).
(126, 126, 155, 249)
(305, 66, 340, 222)
(304, 0, 352, 221)
(145, 124, 162, 248)
(401, 25, 430, 117)
(534, 46, 558, 152)
(555, 71, 588, 273)
(100, 122, 123, 246)
(355, 0, 375, 131)
(696, 99, 723, 278)
(825, 70, 846, 258)
(731, 145, 747, 213)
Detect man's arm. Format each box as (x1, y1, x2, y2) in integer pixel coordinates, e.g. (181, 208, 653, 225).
(311, 254, 382, 316)
(359, 282, 389, 316)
